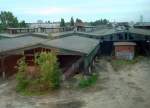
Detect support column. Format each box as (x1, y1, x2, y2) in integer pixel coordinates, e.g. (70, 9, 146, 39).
(1, 56, 6, 79)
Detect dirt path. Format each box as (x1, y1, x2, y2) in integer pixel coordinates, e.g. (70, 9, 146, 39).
(0, 57, 150, 108)
(82, 57, 150, 108)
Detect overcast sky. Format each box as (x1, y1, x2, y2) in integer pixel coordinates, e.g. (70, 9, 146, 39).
(0, 0, 150, 22)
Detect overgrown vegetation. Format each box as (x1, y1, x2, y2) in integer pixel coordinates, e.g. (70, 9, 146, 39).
(78, 73, 98, 88)
(111, 56, 144, 71)
(16, 52, 61, 95)
(16, 57, 29, 92)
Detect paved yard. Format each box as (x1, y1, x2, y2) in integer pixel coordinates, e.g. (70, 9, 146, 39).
(0, 57, 150, 108)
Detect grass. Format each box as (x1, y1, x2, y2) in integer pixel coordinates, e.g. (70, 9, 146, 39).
(111, 56, 144, 71)
(78, 73, 98, 89)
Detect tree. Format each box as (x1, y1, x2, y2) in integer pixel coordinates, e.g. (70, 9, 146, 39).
(60, 18, 65, 27)
(90, 19, 109, 26)
(0, 11, 28, 32)
(47, 21, 50, 23)
(19, 20, 27, 27)
(16, 52, 61, 94)
(35, 52, 61, 89)
(70, 17, 74, 26)
(76, 18, 83, 23)
(0, 11, 19, 28)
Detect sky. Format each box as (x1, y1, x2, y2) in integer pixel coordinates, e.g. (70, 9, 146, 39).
(0, 0, 150, 23)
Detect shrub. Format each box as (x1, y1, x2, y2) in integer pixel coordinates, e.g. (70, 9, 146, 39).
(35, 52, 61, 89)
(78, 73, 98, 88)
(16, 57, 29, 92)
(16, 52, 61, 95)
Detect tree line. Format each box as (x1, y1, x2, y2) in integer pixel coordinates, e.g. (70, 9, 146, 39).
(60, 17, 109, 27)
(0, 11, 110, 32)
(60, 17, 83, 27)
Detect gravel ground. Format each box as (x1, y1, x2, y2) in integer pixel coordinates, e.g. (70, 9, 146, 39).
(0, 57, 150, 108)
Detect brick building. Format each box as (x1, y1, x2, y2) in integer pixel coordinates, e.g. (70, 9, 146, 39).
(114, 42, 136, 60)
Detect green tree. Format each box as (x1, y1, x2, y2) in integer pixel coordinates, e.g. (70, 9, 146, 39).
(16, 52, 61, 94)
(19, 20, 27, 27)
(60, 18, 65, 27)
(0, 11, 19, 27)
(0, 11, 27, 32)
(76, 18, 82, 23)
(90, 19, 109, 26)
(70, 17, 74, 26)
(35, 52, 61, 89)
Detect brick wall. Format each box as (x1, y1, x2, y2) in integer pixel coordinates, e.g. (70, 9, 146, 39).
(115, 45, 135, 60)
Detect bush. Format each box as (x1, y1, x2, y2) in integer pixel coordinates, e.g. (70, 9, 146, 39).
(16, 57, 29, 92)
(35, 52, 61, 89)
(78, 73, 98, 88)
(16, 52, 61, 95)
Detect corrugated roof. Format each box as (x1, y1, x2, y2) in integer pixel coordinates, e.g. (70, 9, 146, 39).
(43, 35, 99, 54)
(134, 22, 150, 26)
(92, 28, 116, 35)
(129, 28, 150, 36)
(0, 36, 45, 54)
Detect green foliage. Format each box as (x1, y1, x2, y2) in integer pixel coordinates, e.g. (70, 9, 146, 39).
(111, 56, 143, 71)
(19, 20, 27, 27)
(16, 57, 29, 92)
(35, 52, 61, 89)
(76, 18, 83, 23)
(16, 52, 61, 95)
(90, 19, 109, 26)
(0, 11, 19, 28)
(78, 74, 98, 88)
(70, 17, 74, 26)
(0, 11, 27, 32)
(60, 18, 65, 27)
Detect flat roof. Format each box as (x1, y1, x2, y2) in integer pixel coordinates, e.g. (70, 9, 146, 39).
(43, 35, 99, 54)
(92, 28, 116, 35)
(129, 28, 150, 36)
(0, 36, 45, 54)
(114, 42, 136, 46)
(7, 28, 34, 30)
(0, 33, 32, 38)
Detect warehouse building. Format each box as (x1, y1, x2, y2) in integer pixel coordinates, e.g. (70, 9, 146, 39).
(0, 35, 99, 79)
